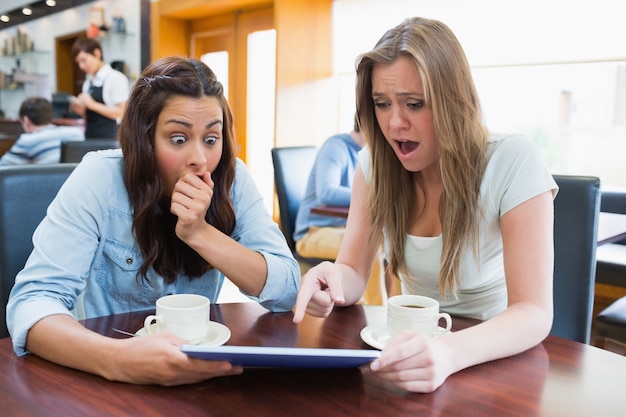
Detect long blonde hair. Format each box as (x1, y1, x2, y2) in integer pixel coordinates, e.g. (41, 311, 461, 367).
(355, 17, 488, 296)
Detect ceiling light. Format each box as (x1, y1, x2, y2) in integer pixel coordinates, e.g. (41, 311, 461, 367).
(0, 15, 9, 23)
(46, 0, 57, 6)
(22, 8, 32, 16)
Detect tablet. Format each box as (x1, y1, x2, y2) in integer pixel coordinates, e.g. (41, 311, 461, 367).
(180, 345, 381, 368)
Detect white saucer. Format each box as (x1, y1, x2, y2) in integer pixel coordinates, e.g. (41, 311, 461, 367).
(135, 321, 231, 346)
(360, 324, 392, 350)
(360, 323, 450, 350)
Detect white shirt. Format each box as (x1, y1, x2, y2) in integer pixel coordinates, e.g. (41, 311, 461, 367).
(82, 63, 130, 121)
(360, 133, 558, 319)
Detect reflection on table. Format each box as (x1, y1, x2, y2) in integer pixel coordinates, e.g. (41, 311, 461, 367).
(1, 302, 626, 417)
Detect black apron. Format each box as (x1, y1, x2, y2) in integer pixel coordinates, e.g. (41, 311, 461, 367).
(85, 80, 119, 139)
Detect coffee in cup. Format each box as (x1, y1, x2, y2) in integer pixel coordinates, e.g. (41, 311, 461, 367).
(144, 294, 210, 344)
(387, 294, 452, 337)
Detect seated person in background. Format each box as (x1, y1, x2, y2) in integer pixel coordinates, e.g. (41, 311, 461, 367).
(294, 116, 365, 260)
(70, 37, 129, 139)
(0, 96, 84, 165)
(293, 17, 556, 393)
(7, 57, 300, 385)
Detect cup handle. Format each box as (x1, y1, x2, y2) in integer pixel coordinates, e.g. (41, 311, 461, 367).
(144, 315, 163, 334)
(433, 313, 452, 336)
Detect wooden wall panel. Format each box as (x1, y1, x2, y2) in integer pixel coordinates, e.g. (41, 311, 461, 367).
(150, 1, 191, 60)
(151, 0, 335, 149)
(273, 0, 334, 147)
(158, 0, 272, 19)
(274, 0, 333, 87)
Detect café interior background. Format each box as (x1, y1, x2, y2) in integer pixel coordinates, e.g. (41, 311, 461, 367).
(1, 0, 625, 211)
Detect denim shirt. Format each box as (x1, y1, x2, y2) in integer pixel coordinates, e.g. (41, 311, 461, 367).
(7, 149, 299, 355)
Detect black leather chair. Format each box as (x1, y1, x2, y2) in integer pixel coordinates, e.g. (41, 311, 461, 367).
(594, 189, 626, 286)
(60, 139, 119, 163)
(594, 296, 626, 353)
(0, 163, 78, 338)
(592, 189, 626, 351)
(551, 175, 601, 343)
(271, 146, 384, 304)
(599, 189, 626, 217)
(271, 146, 318, 254)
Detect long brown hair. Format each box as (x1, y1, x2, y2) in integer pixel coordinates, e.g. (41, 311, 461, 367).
(355, 17, 488, 296)
(118, 57, 237, 283)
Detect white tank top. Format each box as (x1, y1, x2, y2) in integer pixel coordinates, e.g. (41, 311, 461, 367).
(360, 133, 557, 319)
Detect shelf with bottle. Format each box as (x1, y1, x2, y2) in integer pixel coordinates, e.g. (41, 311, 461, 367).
(0, 50, 50, 91)
(1, 49, 50, 71)
(0, 49, 51, 70)
(96, 30, 134, 51)
(0, 50, 50, 59)
(0, 85, 25, 92)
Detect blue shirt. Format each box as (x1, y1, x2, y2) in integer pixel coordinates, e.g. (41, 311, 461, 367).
(0, 125, 85, 165)
(293, 133, 361, 241)
(7, 149, 299, 355)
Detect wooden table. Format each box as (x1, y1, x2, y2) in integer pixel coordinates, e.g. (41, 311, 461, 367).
(598, 212, 626, 245)
(312, 207, 626, 247)
(52, 118, 85, 128)
(310, 205, 349, 218)
(1, 302, 625, 417)
(0, 134, 17, 157)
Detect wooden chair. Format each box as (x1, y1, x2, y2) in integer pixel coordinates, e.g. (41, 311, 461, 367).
(0, 163, 78, 338)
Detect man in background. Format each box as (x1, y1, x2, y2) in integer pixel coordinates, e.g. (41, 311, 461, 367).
(0, 96, 84, 165)
(70, 37, 129, 139)
(294, 115, 393, 304)
(294, 115, 365, 260)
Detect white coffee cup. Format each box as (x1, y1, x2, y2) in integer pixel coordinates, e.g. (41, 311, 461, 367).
(144, 294, 210, 344)
(387, 295, 452, 337)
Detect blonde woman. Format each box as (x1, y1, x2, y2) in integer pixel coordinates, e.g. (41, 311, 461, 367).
(293, 17, 556, 393)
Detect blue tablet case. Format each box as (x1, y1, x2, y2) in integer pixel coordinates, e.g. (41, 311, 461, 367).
(181, 345, 380, 368)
